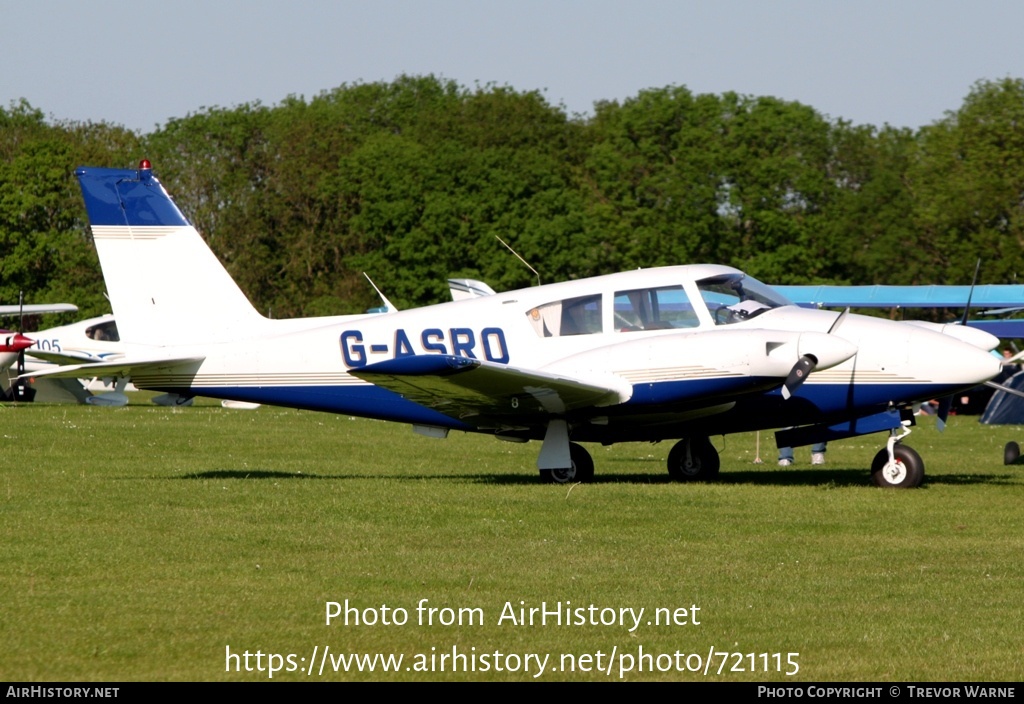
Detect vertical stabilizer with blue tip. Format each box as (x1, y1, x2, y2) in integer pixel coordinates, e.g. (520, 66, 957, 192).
(76, 160, 267, 347)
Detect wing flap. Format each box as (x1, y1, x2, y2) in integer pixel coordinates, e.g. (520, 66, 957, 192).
(351, 355, 630, 420)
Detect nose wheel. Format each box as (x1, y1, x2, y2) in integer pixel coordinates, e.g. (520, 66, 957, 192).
(870, 443, 924, 488)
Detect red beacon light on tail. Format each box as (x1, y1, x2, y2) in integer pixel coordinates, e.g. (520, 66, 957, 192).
(139, 159, 152, 171)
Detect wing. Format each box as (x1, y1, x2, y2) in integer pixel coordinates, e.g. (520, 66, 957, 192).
(0, 303, 78, 316)
(776, 284, 1024, 338)
(350, 355, 630, 423)
(776, 284, 1024, 309)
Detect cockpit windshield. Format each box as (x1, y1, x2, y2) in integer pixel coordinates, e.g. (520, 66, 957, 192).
(696, 273, 792, 325)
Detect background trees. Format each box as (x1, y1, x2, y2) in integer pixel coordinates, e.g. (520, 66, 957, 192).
(2, 77, 1023, 322)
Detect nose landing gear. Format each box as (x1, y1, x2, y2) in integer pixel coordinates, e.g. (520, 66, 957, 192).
(870, 422, 924, 488)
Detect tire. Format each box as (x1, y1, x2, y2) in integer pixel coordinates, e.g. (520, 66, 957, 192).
(1004, 441, 1020, 466)
(870, 444, 925, 488)
(667, 437, 720, 482)
(539, 442, 595, 483)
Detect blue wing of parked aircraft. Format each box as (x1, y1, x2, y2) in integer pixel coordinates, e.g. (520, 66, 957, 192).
(774, 285, 1024, 309)
(775, 285, 1024, 338)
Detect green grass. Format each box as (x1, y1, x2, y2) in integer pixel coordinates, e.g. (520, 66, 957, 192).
(2, 397, 1023, 681)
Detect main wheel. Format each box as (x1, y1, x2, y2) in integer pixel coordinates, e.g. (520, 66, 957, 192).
(870, 444, 925, 488)
(667, 437, 720, 482)
(539, 442, 595, 484)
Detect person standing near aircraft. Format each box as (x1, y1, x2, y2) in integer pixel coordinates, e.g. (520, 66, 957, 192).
(778, 443, 826, 466)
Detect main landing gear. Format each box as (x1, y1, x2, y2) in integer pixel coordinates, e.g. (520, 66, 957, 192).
(537, 420, 596, 483)
(539, 442, 595, 484)
(666, 436, 720, 482)
(536, 428, 723, 484)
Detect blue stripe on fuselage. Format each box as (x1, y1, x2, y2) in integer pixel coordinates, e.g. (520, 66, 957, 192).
(626, 376, 781, 405)
(149, 384, 475, 430)
(783, 381, 966, 413)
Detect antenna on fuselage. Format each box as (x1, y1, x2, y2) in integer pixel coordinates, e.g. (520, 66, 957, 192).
(495, 236, 541, 286)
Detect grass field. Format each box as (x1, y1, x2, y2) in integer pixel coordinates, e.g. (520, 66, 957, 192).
(2, 397, 1023, 682)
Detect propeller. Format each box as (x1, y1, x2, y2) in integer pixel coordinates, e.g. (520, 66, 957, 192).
(11, 292, 36, 402)
(782, 308, 852, 400)
(16, 291, 25, 375)
(935, 396, 953, 432)
(782, 355, 816, 400)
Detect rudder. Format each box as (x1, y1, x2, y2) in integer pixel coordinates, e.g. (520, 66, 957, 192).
(76, 161, 266, 347)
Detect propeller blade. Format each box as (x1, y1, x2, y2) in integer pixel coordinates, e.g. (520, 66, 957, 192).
(16, 290, 25, 375)
(935, 396, 953, 432)
(12, 292, 35, 401)
(782, 355, 816, 400)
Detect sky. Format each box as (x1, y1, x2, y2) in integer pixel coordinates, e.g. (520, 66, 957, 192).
(3, 1, 1024, 133)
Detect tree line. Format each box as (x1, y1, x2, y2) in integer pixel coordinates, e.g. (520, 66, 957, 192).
(2, 76, 1023, 323)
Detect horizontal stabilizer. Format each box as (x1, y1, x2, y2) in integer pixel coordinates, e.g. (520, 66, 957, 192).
(19, 355, 205, 381)
(27, 349, 108, 366)
(352, 355, 630, 420)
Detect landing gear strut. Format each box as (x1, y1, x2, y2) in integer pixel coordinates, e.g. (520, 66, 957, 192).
(667, 436, 720, 482)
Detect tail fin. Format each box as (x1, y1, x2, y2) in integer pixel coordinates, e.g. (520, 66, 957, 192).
(76, 161, 266, 346)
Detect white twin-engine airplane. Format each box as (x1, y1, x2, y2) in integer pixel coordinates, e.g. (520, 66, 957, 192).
(29, 161, 1003, 488)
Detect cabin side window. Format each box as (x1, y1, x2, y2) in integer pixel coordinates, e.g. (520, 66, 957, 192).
(613, 286, 698, 332)
(526, 294, 603, 337)
(85, 320, 120, 342)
